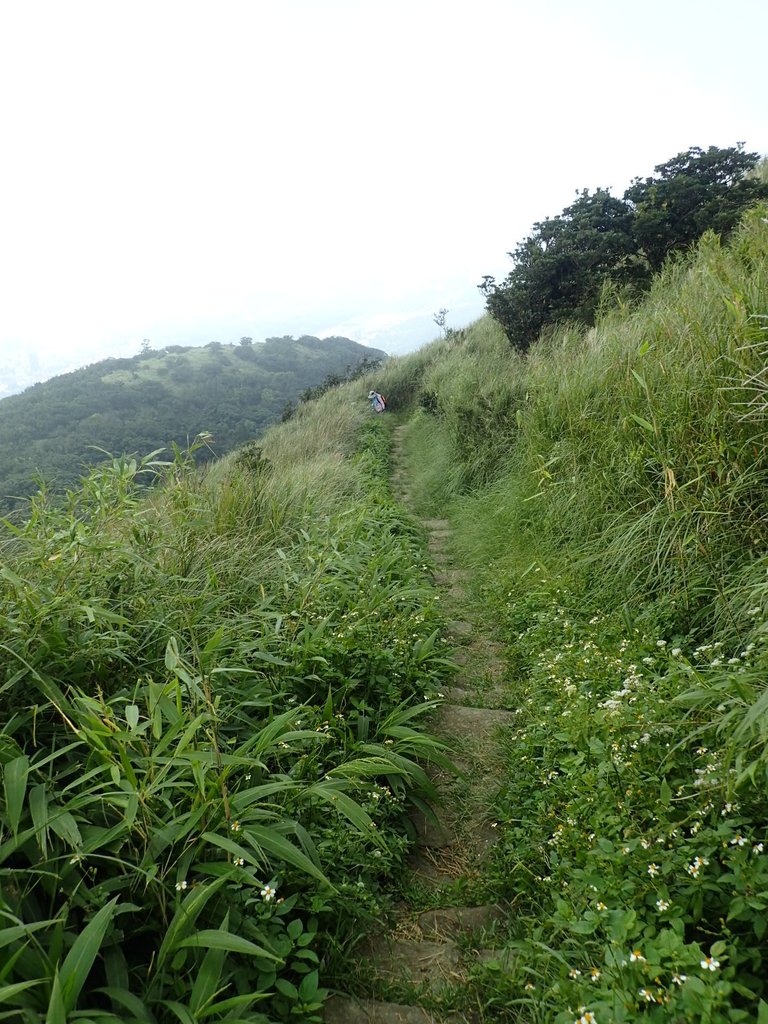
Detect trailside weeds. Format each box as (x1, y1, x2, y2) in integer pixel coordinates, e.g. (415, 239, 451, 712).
(477, 573, 768, 1022)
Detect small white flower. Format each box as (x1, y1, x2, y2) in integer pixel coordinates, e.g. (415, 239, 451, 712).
(629, 949, 646, 962)
(700, 956, 720, 971)
(731, 835, 747, 847)
(671, 647, 682, 657)
(656, 639, 667, 648)
(230, 819, 241, 832)
(233, 857, 245, 866)
(672, 973, 687, 985)
(175, 880, 188, 891)
(656, 898, 670, 911)
(647, 863, 659, 877)
(261, 884, 277, 901)
(753, 843, 764, 854)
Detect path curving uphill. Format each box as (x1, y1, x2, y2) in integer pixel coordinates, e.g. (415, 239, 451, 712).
(325, 427, 515, 1024)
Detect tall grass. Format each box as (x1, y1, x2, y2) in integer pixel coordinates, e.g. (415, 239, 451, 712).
(0, 409, 453, 1021)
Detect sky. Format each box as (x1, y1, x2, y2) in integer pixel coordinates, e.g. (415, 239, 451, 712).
(1, 0, 766, 396)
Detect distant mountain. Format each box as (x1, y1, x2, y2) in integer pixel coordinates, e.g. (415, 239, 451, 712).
(0, 335, 385, 512)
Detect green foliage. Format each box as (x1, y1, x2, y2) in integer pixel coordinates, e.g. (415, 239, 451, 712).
(626, 144, 768, 273)
(375, 206, 768, 1020)
(0, 336, 387, 514)
(480, 188, 637, 350)
(0, 411, 453, 1021)
(482, 144, 768, 350)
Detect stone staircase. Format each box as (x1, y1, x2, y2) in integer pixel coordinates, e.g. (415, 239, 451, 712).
(324, 427, 514, 1023)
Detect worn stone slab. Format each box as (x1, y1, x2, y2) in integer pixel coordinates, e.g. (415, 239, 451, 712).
(362, 938, 461, 991)
(421, 519, 451, 531)
(445, 620, 474, 638)
(432, 569, 469, 586)
(324, 997, 469, 1023)
(410, 809, 452, 849)
(418, 905, 505, 939)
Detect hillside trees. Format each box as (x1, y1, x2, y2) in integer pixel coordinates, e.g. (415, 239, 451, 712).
(482, 144, 768, 351)
(480, 188, 636, 349)
(0, 336, 386, 512)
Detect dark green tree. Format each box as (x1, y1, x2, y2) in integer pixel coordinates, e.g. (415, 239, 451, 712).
(624, 144, 768, 272)
(480, 188, 635, 351)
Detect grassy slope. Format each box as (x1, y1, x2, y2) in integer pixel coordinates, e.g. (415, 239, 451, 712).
(0, 335, 385, 511)
(0, 382, 452, 1023)
(382, 207, 768, 1021)
(2, 205, 768, 1022)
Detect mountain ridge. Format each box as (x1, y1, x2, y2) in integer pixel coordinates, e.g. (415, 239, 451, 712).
(0, 334, 386, 511)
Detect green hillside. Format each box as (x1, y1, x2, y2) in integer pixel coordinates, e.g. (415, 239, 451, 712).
(0, 335, 385, 511)
(1, 199, 768, 1021)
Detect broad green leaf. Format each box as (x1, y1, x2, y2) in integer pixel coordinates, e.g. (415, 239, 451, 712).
(2, 755, 29, 835)
(49, 810, 83, 849)
(204, 827, 330, 888)
(29, 784, 49, 856)
(156, 877, 228, 971)
(45, 968, 67, 1024)
(159, 1000, 196, 1024)
(628, 411, 655, 433)
(0, 919, 59, 951)
(125, 705, 139, 730)
(177, 929, 280, 961)
(95, 986, 153, 1020)
(0, 979, 44, 1004)
(60, 897, 119, 1011)
(189, 930, 228, 1015)
(198, 991, 271, 1017)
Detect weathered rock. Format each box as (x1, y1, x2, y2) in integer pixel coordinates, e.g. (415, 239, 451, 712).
(361, 938, 461, 992)
(324, 997, 470, 1023)
(418, 905, 505, 940)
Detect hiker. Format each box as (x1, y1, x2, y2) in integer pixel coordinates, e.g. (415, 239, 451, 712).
(368, 389, 387, 413)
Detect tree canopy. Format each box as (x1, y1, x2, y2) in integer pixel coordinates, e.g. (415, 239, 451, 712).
(0, 336, 385, 513)
(481, 144, 768, 351)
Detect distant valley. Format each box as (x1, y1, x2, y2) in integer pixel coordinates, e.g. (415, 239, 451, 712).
(0, 335, 385, 512)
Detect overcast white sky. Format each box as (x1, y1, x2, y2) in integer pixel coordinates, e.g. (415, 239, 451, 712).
(1, 0, 766, 394)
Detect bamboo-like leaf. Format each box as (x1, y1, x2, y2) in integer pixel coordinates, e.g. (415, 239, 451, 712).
(2, 755, 29, 835)
(177, 929, 280, 961)
(45, 968, 67, 1024)
(0, 918, 59, 950)
(29, 784, 49, 856)
(305, 782, 375, 835)
(244, 825, 331, 888)
(189, 919, 228, 1015)
(159, 1001, 196, 1024)
(628, 411, 655, 433)
(198, 991, 271, 1017)
(95, 986, 153, 1021)
(59, 896, 119, 1011)
(155, 877, 228, 972)
(0, 979, 45, 1004)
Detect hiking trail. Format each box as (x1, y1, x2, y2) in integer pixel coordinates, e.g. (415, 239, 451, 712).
(325, 425, 515, 1024)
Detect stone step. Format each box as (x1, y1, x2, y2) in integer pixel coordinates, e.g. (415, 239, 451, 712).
(361, 937, 461, 993)
(445, 620, 474, 639)
(324, 996, 470, 1023)
(418, 904, 505, 940)
(421, 518, 451, 531)
(436, 703, 515, 740)
(432, 569, 469, 586)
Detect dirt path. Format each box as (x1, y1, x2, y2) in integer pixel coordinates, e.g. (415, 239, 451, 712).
(325, 427, 514, 1024)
